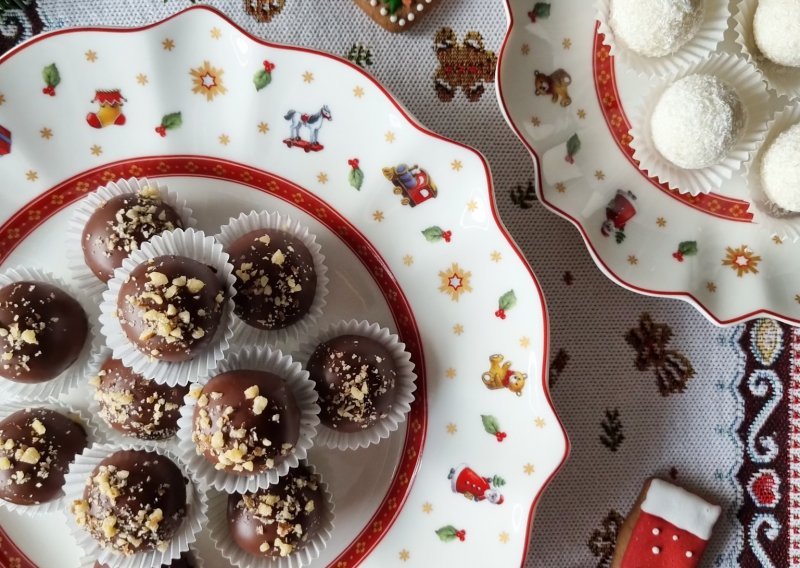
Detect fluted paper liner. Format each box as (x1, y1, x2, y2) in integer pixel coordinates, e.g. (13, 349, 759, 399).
(67, 177, 196, 300)
(79, 544, 205, 568)
(0, 401, 102, 517)
(0, 266, 99, 401)
(216, 210, 329, 348)
(63, 442, 207, 568)
(176, 347, 320, 493)
(734, 0, 800, 101)
(630, 53, 771, 195)
(747, 104, 800, 241)
(208, 462, 334, 568)
(296, 320, 416, 451)
(99, 228, 236, 387)
(596, 0, 728, 77)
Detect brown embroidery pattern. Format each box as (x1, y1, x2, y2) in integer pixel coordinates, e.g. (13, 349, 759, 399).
(599, 408, 624, 452)
(243, 0, 286, 23)
(434, 28, 497, 102)
(625, 313, 695, 396)
(588, 509, 625, 568)
(549, 347, 570, 389)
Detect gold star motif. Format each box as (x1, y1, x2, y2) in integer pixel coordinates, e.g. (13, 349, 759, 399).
(219, 134, 230, 146)
(373, 210, 384, 222)
(90, 144, 102, 156)
(523, 463, 535, 475)
(534, 417, 546, 428)
(627, 255, 638, 265)
(446, 423, 457, 435)
(451, 159, 463, 171)
(656, 217, 667, 227)
(563, 38, 572, 49)
(210, 27, 222, 39)
(25, 170, 38, 182)
(445, 367, 456, 379)
(85, 50, 97, 62)
(452, 324, 464, 335)
(302, 71, 314, 83)
(773, 235, 784, 245)
(399, 550, 410, 562)
(722, 245, 762, 277)
(577, 108, 586, 119)
(555, 182, 566, 193)
(162, 38, 175, 51)
(707, 281, 717, 293)
(521, 43, 530, 55)
(520, 336, 531, 349)
(499, 532, 510, 543)
(317, 172, 328, 184)
(257, 121, 269, 134)
(385, 131, 396, 143)
(136, 73, 148, 85)
(190, 61, 228, 101)
(438, 263, 472, 301)
(353, 86, 365, 98)
(39, 127, 53, 140)
(531, 116, 541, 127)
(403, 254, 413, 266)
(0, 93, 6, 105)
(594, 170, 605, 180)
(422, 502, 433, 514)
(490, 251, 502, 263)
(467, 200, 478, 212)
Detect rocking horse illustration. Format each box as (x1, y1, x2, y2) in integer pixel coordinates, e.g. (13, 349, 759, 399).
(283, 105, 332, 152)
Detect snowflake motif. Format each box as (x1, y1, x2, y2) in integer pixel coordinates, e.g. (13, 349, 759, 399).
(190, 61, 228, 101)
(85, 50, 97, 62)
(218, 134, 230, 146)
(594, 170, 605, 180)
(562, 38, 572, 49)
(162, 38, 175, 51)
(452, 324, 464, 335)
(577, 108, 586, 119)
(627, 255, 638, 265)
(722, 245, 761, 277)
(438, 263, 473, 301)
(136, 73, 148, 85)
(302, 71, 314, 83)
(25, 170, 38, 181)
(403, 255, 413, 266)
(521, 43, 530, 55)
(385, 131, 396, 143)
(499, 532, 510, 543)
(257, 122, 269, 134)
(39, 128, 53, 140)
(531, 115, 541, 127)
(523, 463, 535, 475)
(555, 182, 566, 193)
(467, 200, 478, 212)
(399, 550, 410, 562)
(520, 336, 530, 348)
(490, 251, 502, 262)
(90, 144, 102, 156)
(773, 235, 784, 245)
(210, 27, 221, 39)
(353, 86, 365, 98)
(707, 281, 717, 293)
(317, 172, 328, 184)
(446, 423, 457, 435)
(445, 367, 456, 379)
(451, 159, 463, 171)
(534, 417, 545, 428)
(373, 210, 384, 222)
(656, 217, 667, 227)
(422, 502, 433, 514)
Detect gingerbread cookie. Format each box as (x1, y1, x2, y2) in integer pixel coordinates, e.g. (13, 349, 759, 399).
(612, 478, 720, 568)
(353, 0, 440, 33)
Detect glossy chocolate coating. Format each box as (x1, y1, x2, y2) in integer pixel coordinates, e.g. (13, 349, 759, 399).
(93, 356, 189, 440)
(227, 229, 316, 330)
(307, 335, 397, 432)
(82, 189, 184, 283)
(192, 370, 300, 475)
(95, 551, 195, 568)
(0, 408, 87, 505)
(72, 450, 187, 555)
(117, 255, 225, 362)
(227, 464, 323, 557)
(0, 281, 89, 383)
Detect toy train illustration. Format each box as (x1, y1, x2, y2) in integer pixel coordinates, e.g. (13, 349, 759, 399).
(383, 163, 438, 207)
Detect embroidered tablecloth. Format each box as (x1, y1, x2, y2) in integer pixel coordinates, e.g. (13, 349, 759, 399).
(1, 1, 796, 566)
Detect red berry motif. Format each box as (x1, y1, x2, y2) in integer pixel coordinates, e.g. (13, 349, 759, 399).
(263, 60, 275, 72)
(495, 309, 506, 319)
(565, 154, 574, 164)
(442, 230, 452, 243)
(456, 530, 466, 541)
(495, 432, 507, 442)
(42, 86, 55, 96)
(348, 158, 360, 169)
(673, 251, 684, 262)
(155, 126, 167, 137)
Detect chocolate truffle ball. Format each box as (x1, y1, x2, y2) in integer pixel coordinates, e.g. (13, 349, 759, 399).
(227, 465, 323, 558)
(0, 408, 88, 505)
(192, 370, 300, 475)
(117, 255, 226, 362)
(94, 551, 195, 568)
(0, 281, 89, 383)
(306, 335, 397, 432)
(91, 356, 189, 440)
(82, 187, 185, 283)
(227, 229, 316, 330)
(71, 450, 187, 555)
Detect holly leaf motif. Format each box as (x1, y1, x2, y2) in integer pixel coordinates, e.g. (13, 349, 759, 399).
(491, 475, 506, 487)
(253, 69, 272, 91)
(678, 241, 698, 256)
(42, 63, 60, 88)
(348, 167, 364, 190)
(160, 112, 182, 130)
(481, 414, 500, 436)
(435, 525, 458, 542)
(533, 3, 551, 18)
(422, 226, 445, 242)
(498, 290, 517, 312)
(566, 133, 581, 158)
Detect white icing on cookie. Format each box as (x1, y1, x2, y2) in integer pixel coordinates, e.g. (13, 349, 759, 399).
(641, 479, 721, 540)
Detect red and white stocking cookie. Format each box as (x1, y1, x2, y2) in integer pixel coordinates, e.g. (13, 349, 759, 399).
(612, 478, 720, 568)
(353, 0, 441, 33)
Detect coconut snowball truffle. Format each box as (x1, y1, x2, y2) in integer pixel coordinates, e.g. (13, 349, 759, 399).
(609, 0, 704, 57)
(760, 122, 800, 212)
(754, 0, 800, 68)
(650, 74, 746, 169)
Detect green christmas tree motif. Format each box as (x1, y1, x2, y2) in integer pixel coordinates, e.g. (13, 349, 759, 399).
(347, 158, 364, 190)
(346, 43, 374, 68)
(495, 290, 517, 319)
(564, 133, 581, 164)
(421, 226, 452, 243)
(435, 525, 466, 542)
(380, 0, 403, 14)
(528, 2, 551, 22)
(491, 475, 506, 487)
(41, 63, 60, 96)
(672, 240, 698, 262)
(253, 60, 275, 91)
(481, 414, 507, 442)
(155, 112, 182, 137)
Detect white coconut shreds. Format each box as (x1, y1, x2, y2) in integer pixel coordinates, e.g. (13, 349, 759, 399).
(754, 0, 800, 68)
(761, 122, 800, 212)
(609, 0, 704, 58)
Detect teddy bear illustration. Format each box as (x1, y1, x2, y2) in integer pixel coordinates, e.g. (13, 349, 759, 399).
(481, 354, 527, 396)
(534, 68, 572, 107)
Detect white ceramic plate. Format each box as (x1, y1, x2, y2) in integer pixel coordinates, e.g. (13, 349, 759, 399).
(0, 6, 568, 567)
(497, 0, 800, 326)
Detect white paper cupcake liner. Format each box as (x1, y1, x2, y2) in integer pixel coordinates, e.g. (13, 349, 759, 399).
(79, 544, 205, 568)
(85, 346, 186, 450)
(630, 53, 772, 195)
(747, 104, 800, 241)
(596, 0, 728, 77)
(296, 320, 416, 451)
(208, 462, 334, 568)
(0, 401, 102, 517)
(63, 442, 208, 568)
(734, 0, 800, 101)
(0, 266, 99, 401)
(67, 177, 197, 300)
(176, 346, 320, 494)
(99, 228, 236, 387)
(216, 211, 329, 349)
